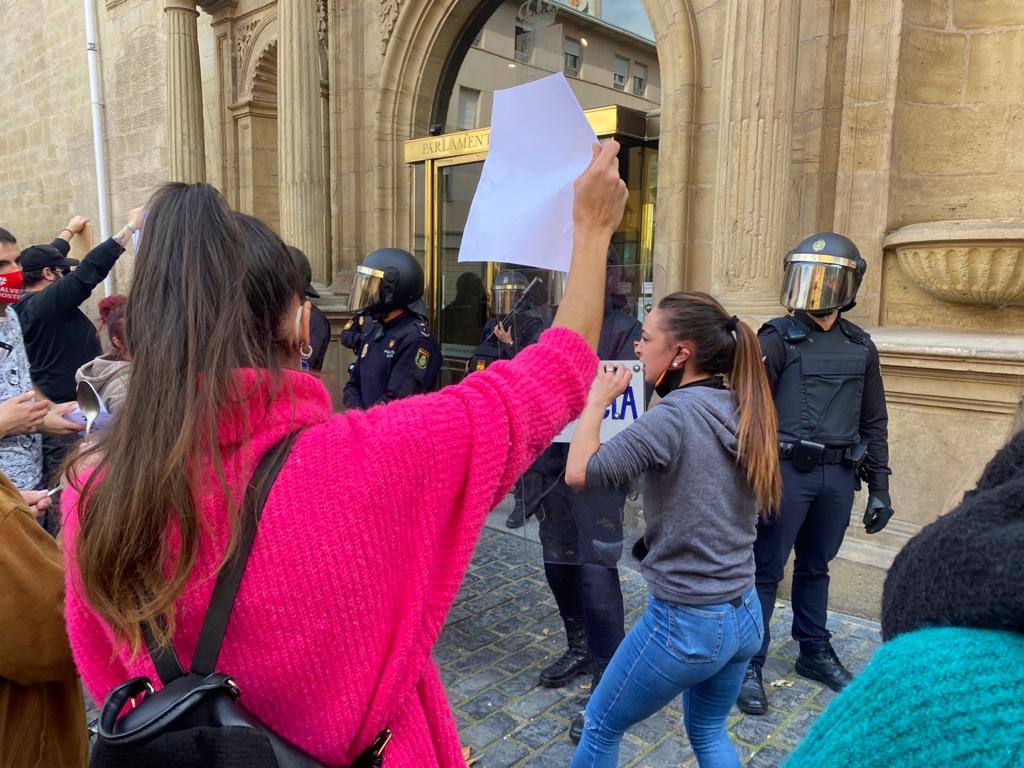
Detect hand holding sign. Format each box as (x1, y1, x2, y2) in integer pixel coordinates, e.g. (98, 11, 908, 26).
(554, 361, 645, 444)
(587, 364, 634, 409)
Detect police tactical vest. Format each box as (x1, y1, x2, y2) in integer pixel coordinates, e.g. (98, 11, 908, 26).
(764, 315, 870, 446)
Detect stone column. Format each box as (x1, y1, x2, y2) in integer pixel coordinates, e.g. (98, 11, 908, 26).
(278, 0, 328, 285)
(711, 0, 801, 315)
(164, 0, 207, 183)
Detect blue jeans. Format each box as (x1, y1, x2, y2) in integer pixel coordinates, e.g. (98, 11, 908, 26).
(570, 587, 764, 768)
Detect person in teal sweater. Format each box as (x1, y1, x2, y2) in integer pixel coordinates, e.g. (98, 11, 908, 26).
(786, 426, 1024, 767)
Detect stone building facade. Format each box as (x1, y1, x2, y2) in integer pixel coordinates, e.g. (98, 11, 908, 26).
(1, 0, 1023, 617)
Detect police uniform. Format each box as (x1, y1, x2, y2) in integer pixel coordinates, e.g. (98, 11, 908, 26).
(342, 312, 441, 409)
(738, 231, 893, 714)
(340, 310, 376, 353)
(752, 313, 890, 665)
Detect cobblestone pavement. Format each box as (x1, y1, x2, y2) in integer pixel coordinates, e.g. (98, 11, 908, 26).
(437, 523, 882, 768)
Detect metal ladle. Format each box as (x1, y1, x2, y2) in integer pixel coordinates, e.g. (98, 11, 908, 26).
(76, 379, 101, 438)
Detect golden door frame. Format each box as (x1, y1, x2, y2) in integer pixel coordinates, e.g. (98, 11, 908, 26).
(403, 105, 660, 329)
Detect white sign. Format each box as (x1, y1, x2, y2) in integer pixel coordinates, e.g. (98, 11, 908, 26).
(553, 360, 646, 443)
(458, 73, 597, 272)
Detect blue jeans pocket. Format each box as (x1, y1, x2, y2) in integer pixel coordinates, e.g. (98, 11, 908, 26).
(656, 600, 725, 664)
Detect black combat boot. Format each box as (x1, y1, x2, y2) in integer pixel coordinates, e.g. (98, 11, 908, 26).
(736, 662, 768, 715)
(539, 617, 592, 688)
(795, 644, 853, 692)
(505, 494, 527, 529)
(569, 658, 608, 744)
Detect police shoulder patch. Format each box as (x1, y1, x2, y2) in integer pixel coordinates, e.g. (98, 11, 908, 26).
(415, 348, 430, 369)
(343, 320, 353, 330)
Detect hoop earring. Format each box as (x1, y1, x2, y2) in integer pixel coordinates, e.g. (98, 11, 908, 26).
(300, 343, 313, 361)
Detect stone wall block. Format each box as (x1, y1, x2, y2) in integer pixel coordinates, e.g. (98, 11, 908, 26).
(897, 104, 1007, 175)
(952, 1, 1024, 30)
(904, 0, 948, 29)
(966, 30, 1024, 104)
(899, 27, 966, 105)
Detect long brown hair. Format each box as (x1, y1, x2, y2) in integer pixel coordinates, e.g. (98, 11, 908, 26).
(656, 292, 782, 514)
(73, 184, 303, 651)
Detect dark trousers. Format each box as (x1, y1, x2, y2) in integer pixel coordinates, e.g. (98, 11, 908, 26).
(545, 562, 625, 662)
(752, 460, 855, 667)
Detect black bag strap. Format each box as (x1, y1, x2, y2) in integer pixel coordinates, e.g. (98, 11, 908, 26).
(145, 430, 303, 683)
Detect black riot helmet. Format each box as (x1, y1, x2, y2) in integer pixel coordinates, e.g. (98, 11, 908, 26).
(780, 232, 867, 314)
(492, 270, 528, 316)
(349, 247, 426, 318)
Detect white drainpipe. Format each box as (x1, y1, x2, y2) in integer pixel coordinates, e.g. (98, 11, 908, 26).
(84, 0, 113, 296)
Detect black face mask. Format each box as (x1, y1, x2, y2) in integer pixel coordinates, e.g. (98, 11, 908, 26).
(808, 308, 836, 319)
(653, 346, 685, 398)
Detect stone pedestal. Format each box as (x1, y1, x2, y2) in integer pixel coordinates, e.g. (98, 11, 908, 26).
(165, 0, 207, 183)
(278, 0, 328, 284)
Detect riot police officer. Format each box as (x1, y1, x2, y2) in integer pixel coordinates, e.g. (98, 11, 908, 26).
(737, 232, 894, 714)
(343, 248, 442, 409)
(468, 270, 547, 527)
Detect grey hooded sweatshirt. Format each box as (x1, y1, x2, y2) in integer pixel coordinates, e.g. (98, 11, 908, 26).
(74, 354, 130, 415)
(585, 383, 758, 605)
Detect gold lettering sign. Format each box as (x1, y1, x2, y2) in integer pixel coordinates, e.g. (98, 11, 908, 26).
(404, 130, 490, 163)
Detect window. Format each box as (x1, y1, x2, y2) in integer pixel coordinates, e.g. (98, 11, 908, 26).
(613, 55, 629, 91)
(632, 62, 647, 97)
(456, 87, 480, 131)
(563, 37, 581, 77)
(514, 24, 533, 63)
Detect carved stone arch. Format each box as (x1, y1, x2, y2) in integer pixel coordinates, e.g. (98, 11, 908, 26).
(369, 0, 698, 294)
(250, 40, 278, 104)
(238, 14, 279, 104)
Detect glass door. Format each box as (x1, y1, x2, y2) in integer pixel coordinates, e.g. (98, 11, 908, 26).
(435, 158, 489, 386)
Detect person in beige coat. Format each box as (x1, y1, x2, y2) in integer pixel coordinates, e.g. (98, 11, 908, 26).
(0, 473, 88, 767)
(75, 295, 129, 414)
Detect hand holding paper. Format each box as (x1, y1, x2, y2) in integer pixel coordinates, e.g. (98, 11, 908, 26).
(458, 73, 604, 272)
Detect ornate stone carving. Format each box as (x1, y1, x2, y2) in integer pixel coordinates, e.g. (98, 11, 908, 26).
(317, 0, 328, 50)
(380, 0, 402, 56)
(235, 18, 260, 70)
(885, 221, 1024, 307)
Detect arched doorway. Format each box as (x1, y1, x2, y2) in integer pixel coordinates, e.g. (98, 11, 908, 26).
(231, 10, 331, 259)
(371, 0, 697, 297)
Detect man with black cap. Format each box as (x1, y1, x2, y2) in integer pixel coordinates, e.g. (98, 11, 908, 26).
(15, 208, 143, 480)
(287, 246, 330, 372)
(737, 231, 893, 715)
(343, 248, 442, 409)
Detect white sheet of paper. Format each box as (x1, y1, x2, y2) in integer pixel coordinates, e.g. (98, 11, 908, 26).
(458, 73, 598, 272)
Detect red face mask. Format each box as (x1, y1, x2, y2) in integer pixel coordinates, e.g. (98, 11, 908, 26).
(0, 271, 24, 304)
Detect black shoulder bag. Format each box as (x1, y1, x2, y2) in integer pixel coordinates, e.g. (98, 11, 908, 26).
(90, 432, 391, 768)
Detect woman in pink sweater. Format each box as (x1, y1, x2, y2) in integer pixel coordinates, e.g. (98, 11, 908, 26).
(62, 142, 627, 766)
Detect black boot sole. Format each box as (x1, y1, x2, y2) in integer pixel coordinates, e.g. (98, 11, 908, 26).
(539, 663, 592, 689)
(736, 694, 768, 716)
(794, 657, 850, 692)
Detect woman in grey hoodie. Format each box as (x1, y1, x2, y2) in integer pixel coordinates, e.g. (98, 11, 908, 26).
(75, 295, 130, 414)
(566, 292, 781, 768)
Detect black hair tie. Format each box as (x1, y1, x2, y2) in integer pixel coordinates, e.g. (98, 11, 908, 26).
(726, 315, 739, 333)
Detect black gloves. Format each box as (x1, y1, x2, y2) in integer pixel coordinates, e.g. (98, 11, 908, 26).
(864, 490, 894, 534)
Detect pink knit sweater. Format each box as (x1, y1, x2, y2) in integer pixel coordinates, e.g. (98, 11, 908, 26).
(62, 328, 596, 767)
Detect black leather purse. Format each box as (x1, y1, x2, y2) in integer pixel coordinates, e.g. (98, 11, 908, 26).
(90, 431, 391, 768)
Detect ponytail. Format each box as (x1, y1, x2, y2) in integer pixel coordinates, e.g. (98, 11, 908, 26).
(655, 292, 781, 515)
(730, 319, 782, 514)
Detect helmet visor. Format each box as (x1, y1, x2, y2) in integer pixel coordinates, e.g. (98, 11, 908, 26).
(493, 283, 526, 315)
(348, 265, 385, 312)
(780, 254, 859, 312)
